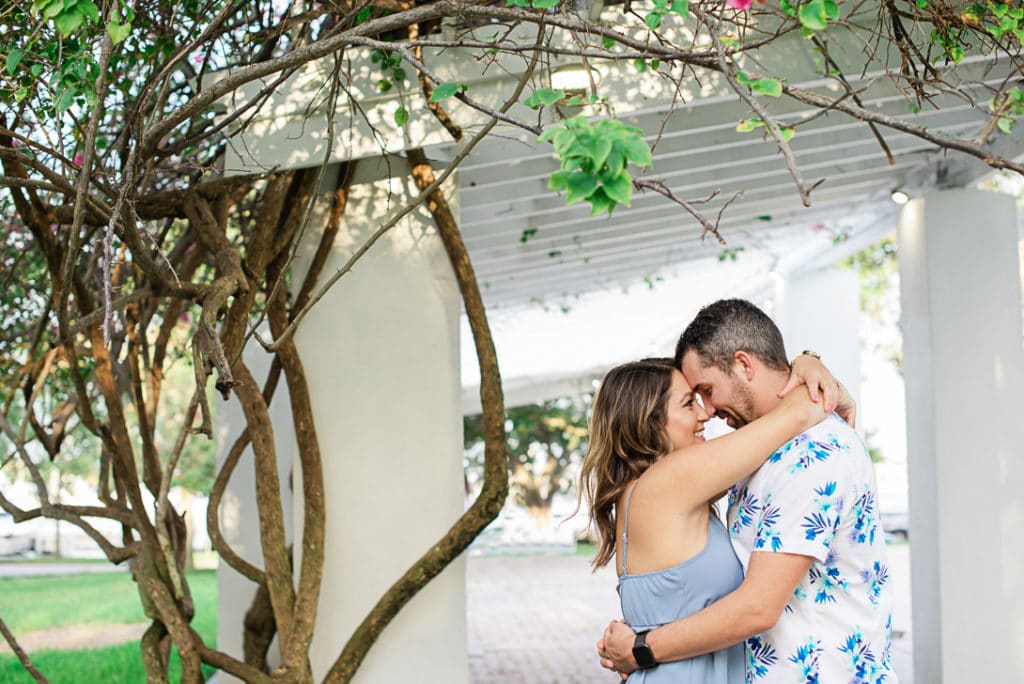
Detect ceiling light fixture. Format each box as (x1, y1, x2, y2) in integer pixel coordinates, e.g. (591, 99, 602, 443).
(890, 189, 910, 205)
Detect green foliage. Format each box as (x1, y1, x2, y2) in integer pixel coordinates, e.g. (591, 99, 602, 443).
(643, 0, 689, 31)
(736, 117, 795, 141)
(525, 87, 568, 109)
(430, 81, 464, 102)
(464, 396, 591, 516)
(988, 86, 1024, 133)
(539, 116, 652, 217)
(736, 71, 784, 97)
(394, 106, 409, 127)
(797, 0, 839, 32)
(719, 246, 745, 261)
(841, 236, 902, 371)
(371, 48, 407, 94)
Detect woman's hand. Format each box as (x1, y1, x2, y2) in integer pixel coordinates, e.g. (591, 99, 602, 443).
(777, 354, 857, 428)
(778, 381, 828, 431)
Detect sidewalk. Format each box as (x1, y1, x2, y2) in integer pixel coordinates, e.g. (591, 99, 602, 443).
(467, 544, 914, 683)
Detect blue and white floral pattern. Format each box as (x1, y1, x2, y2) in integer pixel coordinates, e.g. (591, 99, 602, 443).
(727, 414, 897, 683)
(746, 636, 779, 681)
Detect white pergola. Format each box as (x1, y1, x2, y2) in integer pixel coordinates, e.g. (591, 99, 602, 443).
(211, 12, 1024, 683)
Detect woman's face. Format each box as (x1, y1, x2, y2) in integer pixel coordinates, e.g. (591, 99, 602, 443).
(663, 369, 710, 450)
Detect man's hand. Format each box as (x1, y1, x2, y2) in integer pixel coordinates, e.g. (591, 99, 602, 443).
(778, 354, 856, 427)
(597, 619, 638, 678)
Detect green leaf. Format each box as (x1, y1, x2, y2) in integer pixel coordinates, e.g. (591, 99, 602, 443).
(779, 125, 795, 142)
(538, 126, 562, 144)
(40, 0, 63, 18)
(603, 36, 616, 49)
(633, 59, 648, 73)
(997, 116, 1015, 134)
(79, 0, 100, 22)
(735, 70, 754, 86)
(356, 7, 371, 22)
(525, 87, 566, 109)
(798, 0, 828, 32)
(430, 82, 461, 103)
(824, 0, 839, 21)
(55, 88, 75, 112)
(601, 172, 633, 206)
(565, 172, 599, 205)
(670, 0, 689, 17)
(548, 170, 572, 191)
(54, 8, 84, 36)
(757, 215, 772, 221)
(394, 106, 409, 127)
(377, 78, 392, 93)
(591, 137, 613, 170)
(532, 0, 560, 7)
(736, 117, 765, 132)
(780, 0, 796, 16)
(645, 11, 663, 30)
(752, 78, 783, 97)
(621, 136, 652, 166)
(587, 188, 617, 217)
(107, 19, 131, 44)
(6, 49, 25, 76)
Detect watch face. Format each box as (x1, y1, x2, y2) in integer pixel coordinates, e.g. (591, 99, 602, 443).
(632, 634, 657, 669)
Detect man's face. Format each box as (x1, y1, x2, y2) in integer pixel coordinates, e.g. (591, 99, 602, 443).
(680, 350, 756, 429)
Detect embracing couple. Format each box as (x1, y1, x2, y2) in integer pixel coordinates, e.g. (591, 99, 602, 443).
(579, 299, 896, 683)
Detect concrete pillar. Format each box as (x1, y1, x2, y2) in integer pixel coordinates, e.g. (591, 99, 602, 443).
(775, 267, 862, 408)
(897, 188, 1024, 683)
(290, 164, 467, 682)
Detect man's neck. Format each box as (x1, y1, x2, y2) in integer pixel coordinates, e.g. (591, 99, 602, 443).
(751, 370, 790, 419)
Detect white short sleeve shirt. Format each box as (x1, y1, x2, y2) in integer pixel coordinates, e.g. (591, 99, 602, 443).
(727, 414, 897, 684)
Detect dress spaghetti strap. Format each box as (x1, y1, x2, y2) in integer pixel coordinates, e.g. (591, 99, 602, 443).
(620, 480, 639, 576)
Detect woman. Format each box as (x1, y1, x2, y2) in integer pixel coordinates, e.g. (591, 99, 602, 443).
(578, 358, 829, 683)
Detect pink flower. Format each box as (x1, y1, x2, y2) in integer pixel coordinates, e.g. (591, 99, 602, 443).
(727, 0, 765, 9)
(74, 154, 83, 166)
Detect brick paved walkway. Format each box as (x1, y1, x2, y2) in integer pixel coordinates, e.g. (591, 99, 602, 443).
(466, 546, 914, 683)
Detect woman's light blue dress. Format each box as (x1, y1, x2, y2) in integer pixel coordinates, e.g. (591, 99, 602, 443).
(616, 489, 745, 684)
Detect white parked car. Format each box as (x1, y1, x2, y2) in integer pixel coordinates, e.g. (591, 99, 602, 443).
(0, 511, 15, 538)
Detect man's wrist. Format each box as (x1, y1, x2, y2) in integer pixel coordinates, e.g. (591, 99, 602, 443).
(793, 349, 821, 364)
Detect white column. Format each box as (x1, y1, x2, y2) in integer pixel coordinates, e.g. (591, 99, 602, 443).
(291, 164, 467, 682)
(897, 188, 1024, 683)
(775, 267, 862, 408)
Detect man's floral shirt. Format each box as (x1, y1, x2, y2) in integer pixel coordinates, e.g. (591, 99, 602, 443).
(727, 414, 897, 684)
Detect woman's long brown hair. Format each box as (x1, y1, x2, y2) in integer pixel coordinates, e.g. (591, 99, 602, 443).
(577, 358, 676, 569)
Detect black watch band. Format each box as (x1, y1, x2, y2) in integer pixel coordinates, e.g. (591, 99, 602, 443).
(632, 630, 657, 669)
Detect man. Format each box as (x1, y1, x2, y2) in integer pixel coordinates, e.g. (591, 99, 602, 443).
(599, 299, 895, 683)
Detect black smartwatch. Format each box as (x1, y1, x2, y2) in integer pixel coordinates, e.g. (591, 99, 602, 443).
(632, 630, 657, 669)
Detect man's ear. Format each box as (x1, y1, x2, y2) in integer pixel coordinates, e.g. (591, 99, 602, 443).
(733, 351, 756, 381)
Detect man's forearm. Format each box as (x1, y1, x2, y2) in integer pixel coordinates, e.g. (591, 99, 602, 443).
(643, 552, 814, 664)
(645, 583, 775, 663)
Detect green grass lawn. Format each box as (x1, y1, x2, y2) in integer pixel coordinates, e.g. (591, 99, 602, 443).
(0, 570, 217, 683)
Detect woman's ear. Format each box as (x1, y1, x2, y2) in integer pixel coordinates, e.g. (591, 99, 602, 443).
(733, 351, 756, 381)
